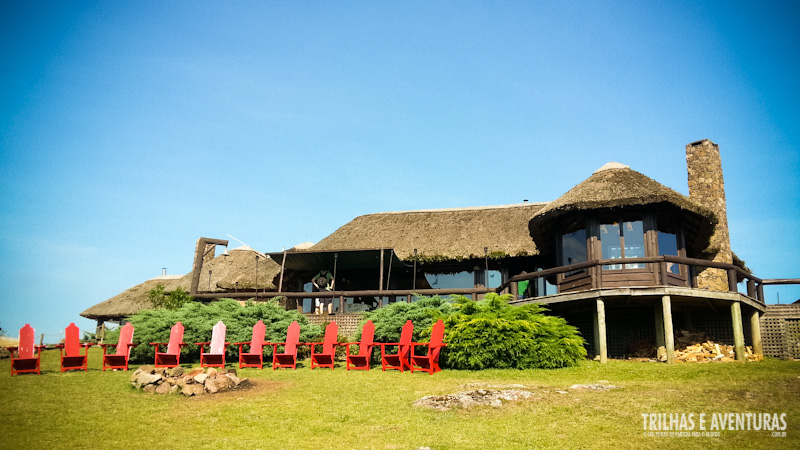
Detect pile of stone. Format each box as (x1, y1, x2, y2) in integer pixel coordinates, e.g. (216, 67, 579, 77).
(130, 365, 249, 396)
(413, 388, 535, 411)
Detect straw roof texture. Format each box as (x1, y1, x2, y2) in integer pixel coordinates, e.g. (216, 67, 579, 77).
(80, 275, 186, 321)
(310, 203, 547, 262)
(81, 246, 281, 321)
(213, 246, 281, 291)
(528, 165, 717, 252)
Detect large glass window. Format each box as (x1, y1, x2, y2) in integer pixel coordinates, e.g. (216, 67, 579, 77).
(657, 223, 680, 275)
(561, 228, 587, 266)
(600, 220, 645, 270)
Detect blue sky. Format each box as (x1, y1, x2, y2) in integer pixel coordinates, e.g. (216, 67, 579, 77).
(1, 1, 798, 341)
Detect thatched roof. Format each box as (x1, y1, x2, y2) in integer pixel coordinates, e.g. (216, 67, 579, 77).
(310, 203, 547, 262)
(528, 163, 717, 253)
(81, 246, 281, 321)
(213, 246, 281, 291)
(80, 275, 186, 321)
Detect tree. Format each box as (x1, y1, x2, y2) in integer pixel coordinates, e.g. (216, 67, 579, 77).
(148, 284, 194, 310)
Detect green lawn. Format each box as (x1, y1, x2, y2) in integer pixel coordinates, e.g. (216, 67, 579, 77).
(0, 348, 798, 449)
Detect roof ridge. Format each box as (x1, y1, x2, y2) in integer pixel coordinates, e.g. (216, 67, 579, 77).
(367, 202, 549, 216)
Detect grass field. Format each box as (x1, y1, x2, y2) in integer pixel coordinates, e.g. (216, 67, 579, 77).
(0, 348, 798, 449)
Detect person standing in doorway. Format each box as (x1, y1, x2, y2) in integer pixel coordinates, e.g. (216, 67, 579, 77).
(312, 269, 335, 315)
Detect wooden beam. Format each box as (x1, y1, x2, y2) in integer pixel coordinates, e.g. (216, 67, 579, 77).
(661, 295, 675, 364)
(593, 299, 608, 364)
(190, 237, 229, 296)
(278, 250, 287, 293)
(749, 309, 763, 359)
(731, 302, 746, 362)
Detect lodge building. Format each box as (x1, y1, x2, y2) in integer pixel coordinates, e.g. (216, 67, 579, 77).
(82, 140, 798, 363)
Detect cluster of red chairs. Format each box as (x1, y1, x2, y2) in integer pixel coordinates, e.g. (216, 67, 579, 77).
(6, 319, 447, 376)
(6, 322, 138, 375)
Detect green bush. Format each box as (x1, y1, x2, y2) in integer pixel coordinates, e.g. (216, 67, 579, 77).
(127, 298, 323, 364)
(442, 293, 587, 369)
(358, 295, 455, 364)
(147, 284, 193, 310)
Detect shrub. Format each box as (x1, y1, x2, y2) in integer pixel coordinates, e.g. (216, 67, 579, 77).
(359, 295, 455, 363)
(147, 284, 194, 310)
(127, 298, 322, 364)
(442, 293, 587, 369)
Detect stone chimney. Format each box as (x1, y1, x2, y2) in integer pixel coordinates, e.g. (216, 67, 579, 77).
(686, 139, 733, 291)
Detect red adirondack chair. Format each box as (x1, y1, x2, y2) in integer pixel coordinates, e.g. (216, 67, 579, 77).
(343, 320, 375, 371)
(409, 319, 447, 375)
(196, 321, 229, 368)
(269, 321, 301, 370)
(308, 321, 338, 370)
(235, 320, 267, 369)
(379, 320, 413, 372)
(149, 322, 187, 368)
(6, 324, 45, 376)
(100, 322, 138, 371)
(56, 323, 91, 372)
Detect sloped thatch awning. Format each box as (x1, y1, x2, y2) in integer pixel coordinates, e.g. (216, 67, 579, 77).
(309, 203, 547, 262)
(80, 275, 186, 321)
(528, 164, 717, 254)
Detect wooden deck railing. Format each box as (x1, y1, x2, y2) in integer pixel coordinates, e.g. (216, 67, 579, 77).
(193, 256, 798, 308)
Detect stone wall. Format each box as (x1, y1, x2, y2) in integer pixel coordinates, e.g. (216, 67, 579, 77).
(686, 139, 733, 291)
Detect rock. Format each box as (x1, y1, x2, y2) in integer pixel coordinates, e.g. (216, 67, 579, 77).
(169, 385, 180, 395)
(568, 384, 622, 391)
(194, 373, 208, 384)
(169, 366, 184, 377)
(225, 368, 237, 376)
(130, 369, 144, 384)
(155, 368, 168, 377)
(136, 372, 163, 388)
(183, 384, 204, 396)
(207, 368, 218, 379)
(155, 383, 171, 395)
(176, 377, 187, 388)
(226, 373, 241, 386)
(186, 368, 204, 378)
(205, 379, 219, 394)
(137, 365, 155, 374)
(143, 384, 157, 394)
(413, 389, 534, 411)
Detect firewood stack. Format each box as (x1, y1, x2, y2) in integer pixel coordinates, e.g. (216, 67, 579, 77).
(627, 330, 761, 362)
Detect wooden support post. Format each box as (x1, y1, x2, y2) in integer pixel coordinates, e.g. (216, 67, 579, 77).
(747, 279, 756, 298)
(278, 250, 287, 293)
(593, 299, 608, 364)
(654, 306, 665, 349)
(661, 295, 675, 364)
(727, 268, 738, 292)
(339, 295, 346, 314)
(379, 248, 384, 291)
(749, 309, 763, 360)
(757, 283, 764, 303)
(406, 294, 412, 303)
(511, 281, 518, 300)
(731, 302, 746, 362)
(95, 320, 104, 344)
